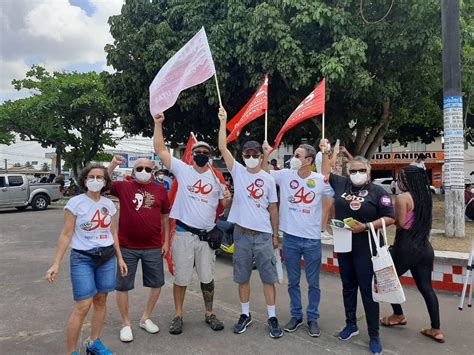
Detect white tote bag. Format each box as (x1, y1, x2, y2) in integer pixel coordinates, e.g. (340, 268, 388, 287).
(368, 219, 406, 304)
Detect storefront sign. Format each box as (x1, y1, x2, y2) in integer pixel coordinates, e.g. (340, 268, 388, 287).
(371, 151, 444, 165)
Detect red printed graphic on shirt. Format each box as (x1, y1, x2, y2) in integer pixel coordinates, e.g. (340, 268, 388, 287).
(288, 187, 316, 204)
(81, 208, 112, 231)
(246, 182, 264, 200)
(188, 179, 213, 195)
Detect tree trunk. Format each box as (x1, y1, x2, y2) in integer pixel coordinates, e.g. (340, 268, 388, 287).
(55, 146, 62, 176)
(365, 118, 391, 159)
(359, 101, 391, 157)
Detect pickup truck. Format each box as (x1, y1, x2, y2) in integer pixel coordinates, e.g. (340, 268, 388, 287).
(0, 174, 62, 210)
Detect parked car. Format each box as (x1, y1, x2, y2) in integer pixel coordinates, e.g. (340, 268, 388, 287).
(0, 174, 62, 210)
(372, 177, 439, 194)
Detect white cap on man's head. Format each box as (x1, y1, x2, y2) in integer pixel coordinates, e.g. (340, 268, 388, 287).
(192, 141, 212, 152)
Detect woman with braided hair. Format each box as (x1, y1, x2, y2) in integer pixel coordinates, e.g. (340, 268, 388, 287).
(380, 165, 444, 343)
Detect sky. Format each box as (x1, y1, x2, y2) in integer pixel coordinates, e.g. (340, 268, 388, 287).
(0, 0, 158, 167)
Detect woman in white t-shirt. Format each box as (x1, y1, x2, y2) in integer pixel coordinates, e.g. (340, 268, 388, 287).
(46, 164, 127, 355)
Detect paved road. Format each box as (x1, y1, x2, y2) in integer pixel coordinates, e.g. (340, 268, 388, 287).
(0, 206, 472, 354)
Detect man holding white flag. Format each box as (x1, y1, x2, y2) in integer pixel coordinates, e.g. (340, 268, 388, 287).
(262, 142, 334, 337)
(149, 27, 216, 117)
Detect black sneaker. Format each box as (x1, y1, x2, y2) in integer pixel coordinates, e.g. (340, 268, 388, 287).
(233, 313, 253, 334)
(169, 316, 183, 335)
(268, 317, 283, 338)
(283, 317, 303, 332)
(307, 320, 321, 337)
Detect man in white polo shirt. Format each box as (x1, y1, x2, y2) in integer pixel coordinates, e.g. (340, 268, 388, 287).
(218, 107, 283, 339)
(263, 141, 334, 337)
(153, 112, 232, 335)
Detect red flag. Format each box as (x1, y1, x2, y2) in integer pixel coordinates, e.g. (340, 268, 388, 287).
(226, 75, 268, 143)
(273, 79, 326, 149)
(149, 27, 216, 116)
(164, 134, 227, 276)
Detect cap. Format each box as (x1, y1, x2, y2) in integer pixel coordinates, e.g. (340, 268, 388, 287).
(242, 140, 263, 153)
(192, 141, 212, 152)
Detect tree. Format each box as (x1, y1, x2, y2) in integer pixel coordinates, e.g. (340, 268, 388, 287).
(105, 0, 465, 158)
(24, 161, 33, 168)
(0, 66, 118, 177)
(41, 162, 51, 172)
(13, 163, 21, 167)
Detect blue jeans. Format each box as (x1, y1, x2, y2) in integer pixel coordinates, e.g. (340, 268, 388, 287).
(70, 249, 117, 301)
(283, 233, 322, 322)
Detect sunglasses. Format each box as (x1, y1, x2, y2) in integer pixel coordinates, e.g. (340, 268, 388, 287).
(135, 167, 153, 173)
(87, 175, 105, 181)
(349, 168, 367, 175)
(243, 154, 261, 159)
(193, 150, 210, 156)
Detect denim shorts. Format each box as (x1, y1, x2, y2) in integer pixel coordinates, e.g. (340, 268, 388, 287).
(116, 247, 165, 291)
(70, 249, 117, 301)
(233, 226, 277, 285)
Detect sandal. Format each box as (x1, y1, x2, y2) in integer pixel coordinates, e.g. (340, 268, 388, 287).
(380, 315, 407, 327)
(420, 328, 445, 343)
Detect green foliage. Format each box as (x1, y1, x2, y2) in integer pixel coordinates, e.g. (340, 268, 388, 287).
(0, 66, 118, 174)
(12, 162, 21, 167)
(41, 162, 50, 171)
(24, 161, 33, 168)
(105, 0, 469, 157)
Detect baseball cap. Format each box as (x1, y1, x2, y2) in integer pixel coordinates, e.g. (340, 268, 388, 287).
(242, 140, 263, 153)
(192, 141, 212, 152)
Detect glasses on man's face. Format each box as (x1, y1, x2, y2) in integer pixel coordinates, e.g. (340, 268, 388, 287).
(193, 150, 210, 156)
(87, 175, 105, 182)
(243, 153, 261, 159)
(294, 153, 309, 159)
(135, 167, 153, 173)
(349, 168, 368, 175)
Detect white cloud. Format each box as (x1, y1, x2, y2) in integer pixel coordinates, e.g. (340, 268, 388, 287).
(0, 0, 123, 102)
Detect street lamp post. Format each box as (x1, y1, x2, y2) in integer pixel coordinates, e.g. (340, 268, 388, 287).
(442, 0, 464, 237)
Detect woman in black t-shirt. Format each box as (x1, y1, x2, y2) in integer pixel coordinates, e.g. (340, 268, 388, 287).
(320, 140, 395, 355)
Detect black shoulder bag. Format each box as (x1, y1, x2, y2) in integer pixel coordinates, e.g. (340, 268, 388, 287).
(175, 220, 223, 250)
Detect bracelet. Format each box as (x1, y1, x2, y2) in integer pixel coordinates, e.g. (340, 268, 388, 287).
(364, 223, 369, 231)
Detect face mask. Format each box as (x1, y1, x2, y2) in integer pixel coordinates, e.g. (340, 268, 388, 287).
(290, 157, 303, 170)
(470, 188, 474, 194)
(158, 174, 164, 180)
(135, 170, 152, 182)
(86, 178, 104, 192)
(193, 153, 209, 167)
(350, 172, 368, 186)
(244, 157, 260, 169)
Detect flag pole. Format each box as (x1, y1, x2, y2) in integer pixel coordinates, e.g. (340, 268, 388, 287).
(322, 113, 325, 140)
(190, 132, 225, 194)
(264, 110, 268, 142)
(214, 73, 223, 107)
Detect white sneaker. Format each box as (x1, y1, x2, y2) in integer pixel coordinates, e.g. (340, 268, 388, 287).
(120, 325, 133, 342)
(139, 319, 160, 334)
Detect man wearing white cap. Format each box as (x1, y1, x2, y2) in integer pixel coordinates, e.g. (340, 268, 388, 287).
(153, 112, 232, 335)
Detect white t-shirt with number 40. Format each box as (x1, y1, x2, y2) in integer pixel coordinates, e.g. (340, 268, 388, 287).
(271, 169, 334, 239)
(227, 161, 278, 234)
(169, 157, 223, 231)
(65, 194, 117, 251)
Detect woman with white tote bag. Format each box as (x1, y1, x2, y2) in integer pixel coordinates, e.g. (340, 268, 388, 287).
(380, 166, 444, 343)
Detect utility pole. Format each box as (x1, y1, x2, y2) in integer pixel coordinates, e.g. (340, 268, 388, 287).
(442, 0, 464, 237)
(3, 158, 7, 172)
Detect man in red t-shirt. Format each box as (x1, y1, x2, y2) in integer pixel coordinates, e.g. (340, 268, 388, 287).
(108, 156, 170, 343)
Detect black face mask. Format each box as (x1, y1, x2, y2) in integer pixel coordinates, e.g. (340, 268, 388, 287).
(193, 153, 209, 167)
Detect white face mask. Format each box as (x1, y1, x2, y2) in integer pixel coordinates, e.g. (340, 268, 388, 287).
(290, 157, 303, 170)
(471, 188, 474, 194)
(158, 174, 164, 180)
(350, 172, 368, 186)
(135, 170, 152, 182)
(86, 178, 104, 192)
(244, 157, 260, 169)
